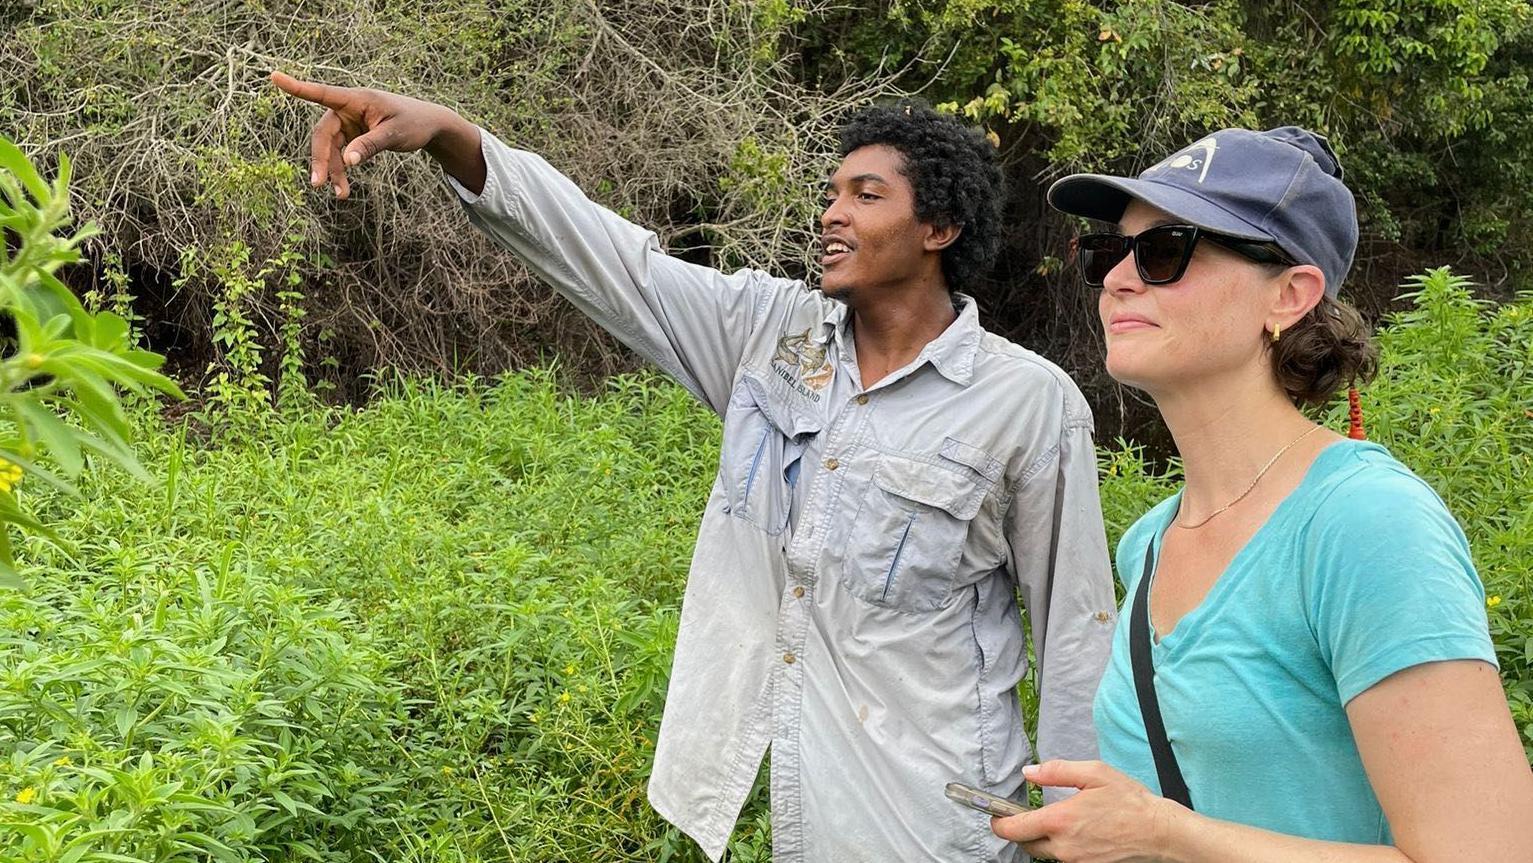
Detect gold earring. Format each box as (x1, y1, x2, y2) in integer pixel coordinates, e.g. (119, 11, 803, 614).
(1271, 323, 1281, 343)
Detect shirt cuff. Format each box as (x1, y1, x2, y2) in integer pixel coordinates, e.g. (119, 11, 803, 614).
(439, 125, 502, 207)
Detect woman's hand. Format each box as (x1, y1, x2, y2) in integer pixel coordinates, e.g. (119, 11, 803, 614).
(991, 760, 1185, 863)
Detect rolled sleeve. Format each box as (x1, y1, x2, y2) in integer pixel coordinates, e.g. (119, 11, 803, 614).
(446, 128, 801, 414)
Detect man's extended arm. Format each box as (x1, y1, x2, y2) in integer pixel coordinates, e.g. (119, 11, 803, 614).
(272, 72, 802, 413)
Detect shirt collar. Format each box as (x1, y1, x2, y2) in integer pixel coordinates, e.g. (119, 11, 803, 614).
(818, 293, 982, 387)
(922, 293, 983, 386)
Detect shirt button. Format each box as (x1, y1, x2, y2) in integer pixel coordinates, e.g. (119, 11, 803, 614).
(856, 394, 869, 405)
(1094, 610, 1112, 623)
(793, 586, 805, 598)
(783, 652, 797, 664)
(824, 457, 840, 471)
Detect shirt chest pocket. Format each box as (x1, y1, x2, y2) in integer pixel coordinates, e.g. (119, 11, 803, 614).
(838, 439, 1002, 612)
(718, 374, 822, 536)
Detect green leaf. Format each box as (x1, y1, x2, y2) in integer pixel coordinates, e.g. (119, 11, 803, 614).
(0, 137, 50, 202)
(16, 401, 84, 477)
(114, 705, 137, 738)
(0, 558, 22, 591)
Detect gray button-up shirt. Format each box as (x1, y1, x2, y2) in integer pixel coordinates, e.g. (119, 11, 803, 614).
(449, 130, 1117, 862)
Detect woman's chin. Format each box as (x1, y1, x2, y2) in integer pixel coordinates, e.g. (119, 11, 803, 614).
(1104, 350, 1170, 392)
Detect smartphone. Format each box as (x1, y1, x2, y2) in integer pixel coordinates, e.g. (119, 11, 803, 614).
(944, 782, 1030, 817)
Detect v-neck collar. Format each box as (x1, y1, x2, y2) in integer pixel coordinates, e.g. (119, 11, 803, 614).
(1143, 438, 1368, 649)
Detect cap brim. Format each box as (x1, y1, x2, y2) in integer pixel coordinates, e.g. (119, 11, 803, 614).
(1046, 174, 1275, 243)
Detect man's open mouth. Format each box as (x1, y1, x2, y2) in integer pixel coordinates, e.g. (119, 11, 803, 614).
(821, 239, 853, 265)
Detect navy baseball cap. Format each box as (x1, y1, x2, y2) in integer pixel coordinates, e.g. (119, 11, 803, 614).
(1047, 127, 1358, 296)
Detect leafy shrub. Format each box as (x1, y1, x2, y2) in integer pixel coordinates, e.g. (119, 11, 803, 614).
(0, 561, 404, 862)
(1332, 268, 1533, 756)
(1, 269, 1528, 861)
(1, 371, 762, 862)
(0, 0, 886, 402)
(0, 134, 182, 584)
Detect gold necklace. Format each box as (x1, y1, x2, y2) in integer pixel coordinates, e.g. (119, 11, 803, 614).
(1175, 425, 1324, 530)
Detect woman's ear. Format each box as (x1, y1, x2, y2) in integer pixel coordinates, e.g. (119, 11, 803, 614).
(1269, 264, 1327, 331)
(924, 221, 963, 252)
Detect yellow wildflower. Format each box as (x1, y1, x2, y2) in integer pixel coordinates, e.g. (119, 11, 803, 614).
(15, 787, 36, 805)
(1487, 595, 1502, 608)
(559, 692, 571, 704)
(0, 459, 21, 494)
(563, 664, 575, 676)
(52, 756, 71, 767)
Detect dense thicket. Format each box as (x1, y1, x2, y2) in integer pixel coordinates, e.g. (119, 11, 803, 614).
(2, 271, 1528, 861)
(3, 0, 1530, 442)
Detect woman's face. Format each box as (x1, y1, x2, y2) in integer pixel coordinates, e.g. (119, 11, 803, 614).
(1097, 200, 1283, 396)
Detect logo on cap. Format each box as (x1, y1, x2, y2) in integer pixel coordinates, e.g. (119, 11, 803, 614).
(1145, 136, 1218, 184)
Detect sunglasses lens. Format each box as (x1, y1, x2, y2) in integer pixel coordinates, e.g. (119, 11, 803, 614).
(1077, 235, 1129, 286)
(1135, 227, 1195, 283)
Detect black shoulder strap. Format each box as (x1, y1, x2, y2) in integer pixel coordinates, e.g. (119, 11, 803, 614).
(1129, 540, 1194, 810)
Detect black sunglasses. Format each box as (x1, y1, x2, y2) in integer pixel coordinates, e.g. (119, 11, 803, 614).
(1073, 224, 1297, 288)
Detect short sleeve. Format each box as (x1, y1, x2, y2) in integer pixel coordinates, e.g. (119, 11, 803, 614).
(1302, 463, 1497, 705)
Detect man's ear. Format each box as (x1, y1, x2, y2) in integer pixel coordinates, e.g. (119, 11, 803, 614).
(1270, 264, 1326, 331)
(925, 221, 963, 253)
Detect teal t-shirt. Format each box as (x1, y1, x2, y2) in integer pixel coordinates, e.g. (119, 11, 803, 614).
(1094, 440, 1497, 843)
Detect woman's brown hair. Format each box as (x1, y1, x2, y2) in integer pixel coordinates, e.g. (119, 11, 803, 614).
(1271, 295, 1379, 406)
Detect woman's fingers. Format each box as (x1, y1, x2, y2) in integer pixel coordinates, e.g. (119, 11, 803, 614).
(1022, 759, 1113, 790)
(991, 811, 1049, 843)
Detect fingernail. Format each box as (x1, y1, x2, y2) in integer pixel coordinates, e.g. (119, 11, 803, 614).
(1022, 765, 1039, 778)
(311, 172, 321, 185)
(344, 151, 360, 166)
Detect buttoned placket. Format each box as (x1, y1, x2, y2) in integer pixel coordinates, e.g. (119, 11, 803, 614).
(452, 137, 1117, 862)
(770, 320, 957, 857)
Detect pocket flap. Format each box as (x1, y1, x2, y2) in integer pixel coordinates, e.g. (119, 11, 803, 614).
(737, 374, 822, 439)
(874, 453, 987, 520)
(940, 437, 1004, 483)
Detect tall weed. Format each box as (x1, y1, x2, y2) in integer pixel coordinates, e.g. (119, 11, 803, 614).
(2, 269, 1528, 861)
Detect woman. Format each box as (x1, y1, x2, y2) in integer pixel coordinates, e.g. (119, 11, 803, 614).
(991, 127, 1533, 861)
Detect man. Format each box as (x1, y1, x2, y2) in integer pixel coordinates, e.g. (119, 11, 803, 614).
(273, 71, 1116, 862)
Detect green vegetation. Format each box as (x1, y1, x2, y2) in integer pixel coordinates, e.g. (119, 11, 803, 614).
(0, 135, 181, 585)
(2, 2, 1530, 859)
(4, 0, 1532, 436)
(2, 272, 1528, 861)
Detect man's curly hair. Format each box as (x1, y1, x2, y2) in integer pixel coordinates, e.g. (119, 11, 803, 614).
(836, 100, 1005, 291)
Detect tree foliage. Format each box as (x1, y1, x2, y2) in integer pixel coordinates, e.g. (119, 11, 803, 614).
(2, 0, 1531, 442)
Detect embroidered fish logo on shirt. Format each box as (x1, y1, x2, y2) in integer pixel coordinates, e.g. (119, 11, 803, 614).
(774, 329, 834, 393)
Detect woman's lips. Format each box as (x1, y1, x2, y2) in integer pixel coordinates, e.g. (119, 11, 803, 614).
(1107, 316, 1157, 334)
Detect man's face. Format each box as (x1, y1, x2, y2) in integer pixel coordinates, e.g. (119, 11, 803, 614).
(819, 145, 939, 304)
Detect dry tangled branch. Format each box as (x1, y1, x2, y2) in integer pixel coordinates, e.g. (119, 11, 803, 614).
(1, 0, 905, 398)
